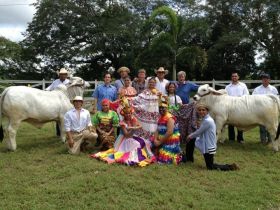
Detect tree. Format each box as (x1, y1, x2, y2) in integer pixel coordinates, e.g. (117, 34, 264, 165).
(241, 0, 280, 79)
(203, 0, 256, 79)
(21, 0, 145, 80)
(149, 6, 207, 80)
(0, 36, 22, 79)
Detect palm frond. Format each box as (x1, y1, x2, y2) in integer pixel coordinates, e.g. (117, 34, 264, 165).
(150, 6, 179, 38)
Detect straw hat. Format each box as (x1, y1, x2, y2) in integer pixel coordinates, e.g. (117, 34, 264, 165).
(59, 68, 68, 74)
(117, 66, 130, 74)
(154, 67, 168, 75)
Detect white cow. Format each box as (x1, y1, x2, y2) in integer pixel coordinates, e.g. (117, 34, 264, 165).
(193, 84, 280, 151)
(0, 76, 90, 151)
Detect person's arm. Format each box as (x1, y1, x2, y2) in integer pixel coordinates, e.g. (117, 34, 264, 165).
(176, 95, 183, 105)
(45, 81, 55, 91)
(121, 123, 133, 138)
(252, 87, 257, 95)
(243, 84, 250, 95)
(188, 120, 210, 139)
(127, 117, 142, 130)
(92, 112, 102, 134)
(155, 118, 175, 146)
(92, 87, 99, 113)
(192, 83, 199, 91)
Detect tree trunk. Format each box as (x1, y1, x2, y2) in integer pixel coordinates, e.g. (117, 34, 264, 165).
(172, 59, 176, 80)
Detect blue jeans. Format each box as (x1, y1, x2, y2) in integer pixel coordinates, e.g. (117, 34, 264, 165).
(259, 125, 271, 143)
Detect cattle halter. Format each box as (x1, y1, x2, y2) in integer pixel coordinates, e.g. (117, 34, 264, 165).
(197, 91, 211, 97)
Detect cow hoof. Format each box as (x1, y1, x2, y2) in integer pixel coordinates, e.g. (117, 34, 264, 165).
(6, 147, 16, 152)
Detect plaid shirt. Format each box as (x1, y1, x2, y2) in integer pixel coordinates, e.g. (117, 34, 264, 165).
(132, 80, 146, 95)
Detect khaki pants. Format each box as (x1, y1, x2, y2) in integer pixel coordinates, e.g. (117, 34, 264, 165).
(67, 129, 98, 155)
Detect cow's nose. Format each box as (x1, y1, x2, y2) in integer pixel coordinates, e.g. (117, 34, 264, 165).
(193, 95, 198, 101)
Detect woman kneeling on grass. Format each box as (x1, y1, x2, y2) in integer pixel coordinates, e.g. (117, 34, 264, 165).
(153, 96, 182, 164)
(187, 103, 239, 171)
(92, 99, 119, 151)
(91, 105, 155, 167)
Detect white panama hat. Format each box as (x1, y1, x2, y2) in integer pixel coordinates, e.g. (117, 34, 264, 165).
(73, 96, 83, 101)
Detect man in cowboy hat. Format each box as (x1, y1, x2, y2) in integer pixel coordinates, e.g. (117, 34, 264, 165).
(46, 68, 70, 91)
(154, 67, 169, 95)
(46, 68, 70, 136)
(64, 96, 98, 155)
(114, 66, 130, 91)
(252, 73, 279, 144)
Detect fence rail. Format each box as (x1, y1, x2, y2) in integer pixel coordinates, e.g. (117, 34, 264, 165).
(1, 79, 280, 95)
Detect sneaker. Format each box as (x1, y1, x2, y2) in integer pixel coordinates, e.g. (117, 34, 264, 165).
(229, 163, 239, 171)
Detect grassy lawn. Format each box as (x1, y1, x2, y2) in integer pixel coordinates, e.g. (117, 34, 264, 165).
(0, 122, 279, 210)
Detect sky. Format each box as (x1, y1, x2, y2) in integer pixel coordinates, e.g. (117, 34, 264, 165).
(0, 0, 36, 42)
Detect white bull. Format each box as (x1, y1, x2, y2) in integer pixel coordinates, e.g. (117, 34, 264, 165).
(0, 76, 89, 151)
(193, 84, 280, 151)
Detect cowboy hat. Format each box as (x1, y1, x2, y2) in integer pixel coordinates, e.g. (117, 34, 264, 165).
(117, 66, 130, 74)
(59, 68, 68, 74)
(73, 96, 83, 101)
(154, 67, 168, 75)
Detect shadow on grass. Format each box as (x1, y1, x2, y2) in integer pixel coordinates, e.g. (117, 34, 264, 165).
(217, 140, 274, 155)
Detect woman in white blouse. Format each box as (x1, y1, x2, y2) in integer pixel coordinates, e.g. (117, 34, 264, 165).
(166, 82, 182, 111)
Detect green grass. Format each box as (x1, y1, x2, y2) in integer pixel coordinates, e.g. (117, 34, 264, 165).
(0, 123, 279, 210)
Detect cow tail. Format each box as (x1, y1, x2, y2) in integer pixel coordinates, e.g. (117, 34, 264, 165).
(0, 87, 9, 142)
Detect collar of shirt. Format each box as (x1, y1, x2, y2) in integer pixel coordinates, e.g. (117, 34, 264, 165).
(229, 81, 241, 86)
(72, 108, 85, 113)
(103, 83, 113, 88)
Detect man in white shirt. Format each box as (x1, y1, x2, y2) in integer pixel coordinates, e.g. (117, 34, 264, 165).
(64, 96, 98, 155)
(46, 68, 70, 91)
(252, 73, 279, 144)
(154, 67, 169, 95)
(46, 68, 70, 136)
(225, 71, 249, 143)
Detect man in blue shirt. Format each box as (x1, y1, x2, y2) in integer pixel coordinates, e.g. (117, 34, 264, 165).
(92, 73, 117, 112)
(176, 71, 199, 104)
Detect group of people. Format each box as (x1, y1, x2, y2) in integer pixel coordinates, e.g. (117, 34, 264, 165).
(46, 66, 279, 170)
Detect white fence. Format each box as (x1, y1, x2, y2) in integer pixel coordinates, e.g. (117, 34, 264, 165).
(0, 79, 280, 95)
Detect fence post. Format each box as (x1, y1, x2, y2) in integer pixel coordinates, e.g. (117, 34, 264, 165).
(42, 79, 45, 90)
(212, 79, 215, 89)
(95, 79, 97, 90)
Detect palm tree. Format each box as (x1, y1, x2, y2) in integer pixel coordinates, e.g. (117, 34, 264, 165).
(149, 6, 207, 80)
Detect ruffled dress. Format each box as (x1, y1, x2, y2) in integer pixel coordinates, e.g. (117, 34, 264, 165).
(156, 112, 182, 164)
(91, 117, 155, 167)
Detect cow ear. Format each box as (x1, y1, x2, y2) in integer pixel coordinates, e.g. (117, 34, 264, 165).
(209, 87, 223, 95)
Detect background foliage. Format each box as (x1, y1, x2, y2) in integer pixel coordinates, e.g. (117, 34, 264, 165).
(0, 0, 279, 80)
